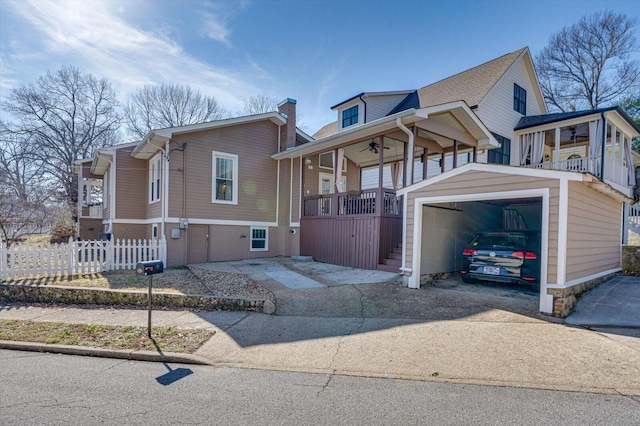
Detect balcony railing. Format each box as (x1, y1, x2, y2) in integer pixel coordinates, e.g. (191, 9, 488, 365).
(303, 189, 400, 217)
(523, 155, 631, 190)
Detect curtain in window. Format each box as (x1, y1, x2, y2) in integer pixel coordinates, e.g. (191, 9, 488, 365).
(531, 132, 545, 164)
(519, 133, 532, 165)
(589, 119, 603, 175)
(391, 161, 403, 190)
(624, 135, 636, 186)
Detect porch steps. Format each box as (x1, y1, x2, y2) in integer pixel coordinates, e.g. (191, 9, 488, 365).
(377, 244, 403, 273)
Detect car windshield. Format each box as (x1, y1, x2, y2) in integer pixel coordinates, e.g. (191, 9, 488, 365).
(472, 233, 527, 248)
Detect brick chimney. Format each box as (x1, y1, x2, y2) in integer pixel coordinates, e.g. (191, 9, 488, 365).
(278, 98, 297, 150)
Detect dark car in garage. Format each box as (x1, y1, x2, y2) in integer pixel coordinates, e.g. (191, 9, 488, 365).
(460, 232, 540, 286)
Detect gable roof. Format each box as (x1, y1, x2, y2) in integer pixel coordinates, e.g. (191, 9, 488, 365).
(415, 47, 528, 109)
(312, 121, 337, 139)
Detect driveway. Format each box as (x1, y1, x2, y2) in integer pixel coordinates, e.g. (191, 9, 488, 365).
(565, 275, 640, 333)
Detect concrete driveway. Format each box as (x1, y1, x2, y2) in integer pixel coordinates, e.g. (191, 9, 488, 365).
(565, 275, 640, 333)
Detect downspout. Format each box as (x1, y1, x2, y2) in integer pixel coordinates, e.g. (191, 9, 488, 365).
(109, 153, 116, 234)
(162, 141, 169, 241)
(359, 94, 368, 124)
(396, 118, 414, 185)
(600, 112, 606, 181)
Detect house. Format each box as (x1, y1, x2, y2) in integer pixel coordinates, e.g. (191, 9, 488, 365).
(77, 47, 640, 315)
(76, 100, 310, 266)
(271, 47, 640, 315)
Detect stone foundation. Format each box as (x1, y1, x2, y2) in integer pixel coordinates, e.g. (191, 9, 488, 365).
(622, 245, 640, 272)
(546, 273, 615, 317)
(0, 284, 275, 314)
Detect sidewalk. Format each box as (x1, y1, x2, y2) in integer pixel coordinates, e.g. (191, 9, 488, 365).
(2, 303, 639, 395)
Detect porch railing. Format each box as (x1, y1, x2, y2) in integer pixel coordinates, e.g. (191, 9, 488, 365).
(302, 189, 400, 217)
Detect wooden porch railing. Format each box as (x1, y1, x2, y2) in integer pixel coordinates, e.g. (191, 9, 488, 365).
(302, 189, 401, 217)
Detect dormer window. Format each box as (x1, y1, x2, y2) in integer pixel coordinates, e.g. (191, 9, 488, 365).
(342, 105, 359, 128)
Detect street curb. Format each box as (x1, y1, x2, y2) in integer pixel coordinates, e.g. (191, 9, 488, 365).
(0, 340, 212, 366)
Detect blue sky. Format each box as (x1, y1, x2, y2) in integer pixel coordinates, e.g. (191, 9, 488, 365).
(1, 0, 639, 137)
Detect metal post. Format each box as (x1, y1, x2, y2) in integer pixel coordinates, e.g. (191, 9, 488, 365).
(148, 275, 153, 338)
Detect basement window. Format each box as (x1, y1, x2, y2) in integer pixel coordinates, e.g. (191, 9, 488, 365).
(250, 227, 268, 251)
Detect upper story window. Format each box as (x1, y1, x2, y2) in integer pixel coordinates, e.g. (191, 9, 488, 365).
(342, 105, 359, 128)
(212, 151, 238, 204)
(149, 154, 162, 204)
(513, 83, 527, 115)
(487, 133, 511, 165)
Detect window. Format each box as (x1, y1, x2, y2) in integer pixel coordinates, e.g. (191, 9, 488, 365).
(342, 105, 359, 128)
(149, 154, 162, 203)
(513, 83, 527, 115)
(487, 133, 511, 165)
(152, 224, 158, 239)
(212, 151, 238, 204)
(318, 151, 347, 171)
(250, 227, 268, 251)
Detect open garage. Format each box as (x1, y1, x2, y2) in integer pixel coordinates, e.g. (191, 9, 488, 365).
(419, 197, 543, 287)
(398, 163, 627, 315)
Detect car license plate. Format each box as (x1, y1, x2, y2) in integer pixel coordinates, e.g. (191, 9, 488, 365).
(484, 266, 500, 275)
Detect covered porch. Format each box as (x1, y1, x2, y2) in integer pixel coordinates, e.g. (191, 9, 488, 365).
(515, 107, 640, 198)
(275, 102, 499, 271)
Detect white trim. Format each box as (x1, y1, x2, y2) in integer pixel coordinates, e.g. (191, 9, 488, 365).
(401, 193, 408, 275)
(299, 156, 303, 221)
(407, 188, 552, 313)
(546, 268, 621, 289)
(212, 151, 239, 205)
(397, 162, 582, 196)
(166, 217, 277, 227)
(110, 218, 161, 225)
(162, 142, 169, 239)
(288, 158, 292, 226)
(148, 153, 162, 204)
(557, 179, 569, 285)
(249, 226, 269, 252)
(289, 222, 300, 227)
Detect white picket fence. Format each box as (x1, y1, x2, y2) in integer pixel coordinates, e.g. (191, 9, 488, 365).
(0, 237, 167, 280)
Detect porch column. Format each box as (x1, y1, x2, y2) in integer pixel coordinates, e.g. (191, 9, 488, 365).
(554, 127, 560, 169)
(422, 148, 428, 180)
(600, 119, 607, 180)
(453, 140, 458, 169)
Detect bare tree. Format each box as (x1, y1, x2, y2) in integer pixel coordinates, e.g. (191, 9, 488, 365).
(123, 83, 228, 139)
(241, 94, 278, 115)
(1, 66, 121, 211)
(536, 11, 640, 112)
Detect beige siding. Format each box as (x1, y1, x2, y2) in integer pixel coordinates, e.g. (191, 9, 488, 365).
(115, 148, 148, 220)
(168, 121, 280, 222)
(404, 170, 560, 284)
(112, 223, 146, 241)
(476, 56, 545, 149)
(565, 182, 621, 281)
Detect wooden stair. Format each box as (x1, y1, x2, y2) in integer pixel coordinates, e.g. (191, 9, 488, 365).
(377, 244, 402, 273)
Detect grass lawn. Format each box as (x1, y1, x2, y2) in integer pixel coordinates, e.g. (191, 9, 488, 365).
(0, 319, 213, 353)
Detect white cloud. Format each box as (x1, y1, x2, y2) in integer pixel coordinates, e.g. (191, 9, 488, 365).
(201, 12, 231, 45)
(2, 0, 265, 110)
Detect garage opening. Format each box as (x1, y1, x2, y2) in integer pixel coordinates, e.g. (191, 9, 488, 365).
(420, 197, 542, 291)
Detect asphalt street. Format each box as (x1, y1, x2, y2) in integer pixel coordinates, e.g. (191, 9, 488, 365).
(1, 349, 638, 426)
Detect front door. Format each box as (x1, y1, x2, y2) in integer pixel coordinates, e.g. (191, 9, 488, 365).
(188, 225, 208, 264)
